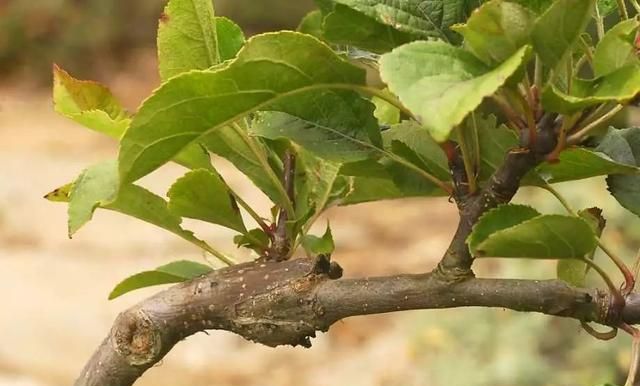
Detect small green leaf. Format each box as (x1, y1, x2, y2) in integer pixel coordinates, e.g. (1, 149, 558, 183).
(215, 17, 246, 62)
(321, 4, 416, 53)
(593, 18, 640, 77)
(380, 42, 531, 141)
(53, 65, 130, 139)
(373, 92, 400, 125)
(108, 260, 213, 299)
(301, 224, 335, 255)
(61, 160, 218, 256)
(234, 228, 270, 253)
(451, 0, 535, 65)
(167, 169, 246, 233)
(475, 115, 518, 182)
(157, 0, 219, 81)
(68, 160, 120, 237)
(541, 64, 640, 114)
(531, 0, 595, 71)
(297, 10, 324, 39)
(469, 204, 597, 259)
(598, 127, 640, 218)
(597, 0, 618, 16)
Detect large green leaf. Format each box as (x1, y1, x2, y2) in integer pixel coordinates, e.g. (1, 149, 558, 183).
(321, 4, 417, 53)
(108, 260, 213, 300)
(541, 64, 640, 114)
(167, 169, 246, 233)
(329, 0, 478, 43)
(379, 42, 531, 141)
(451, 0, 536, 65)
(251, 111, 378, 163)
(597, 127, 640, 218)
(52, 160, 216, 255)
(157, 0, 219, 80)
(118, 31, 371, 185)
(469, 204, 597, 258)
(53, 65, 130, 139)
(531, 0, 595, 71)
(339, 160, 405, 204)
(593, 18, 640, 77)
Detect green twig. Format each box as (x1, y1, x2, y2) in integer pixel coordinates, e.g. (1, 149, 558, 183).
(594, 3, 605, 41)
(453, 125, 478, 194)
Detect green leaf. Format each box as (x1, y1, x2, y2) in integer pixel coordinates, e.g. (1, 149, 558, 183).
(297, 10, 324, 39)
(215, 17, 246, 62)
(44, 183, 74, 202)
(251, 111, 378, 163)
(53, 65, 213, 172)
(511, 0, 554, 13)
(339, 160, 405, 204)
(118, 31, 370, 184)
(383, 120, 450, 181)
(62, 160, 217, 256)
(108, 260, 213, 300)
(53, 65, 130, 139)
(451, 0, 536, 66)
(469, 205, 597, 259)
(593, 18, 640, 77)
(68, 160, 120, 236)
(202, 126, 283, 203)
(531, 0, 595, 71)
(234, 228, 270, 253)
(373, 91, 400, 125)
(557, 208, 605, 287)
(541, 64, 640, 114)
(167, 169, 246, 233)
(157, 0, 219, 80)
(380, 42, 531, 141)
(321, 4, 416, 53)
(301, 224, 335, 255)
(534, 147, 640, 183)
(295, 148, 346, 219)
(597, 0, 618, 16)
(329, 0, 476, 43)
(475, 115, 518, 182)
(597, 127, 640, 218)
(467, 204, 540, 253)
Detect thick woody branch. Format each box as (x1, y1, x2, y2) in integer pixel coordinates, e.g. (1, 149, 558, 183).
(75, 257, 640, 386)
(437, 114, 559, 279)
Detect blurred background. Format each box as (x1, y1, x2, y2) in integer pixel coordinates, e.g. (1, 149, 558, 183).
(1, 1, 640, 385)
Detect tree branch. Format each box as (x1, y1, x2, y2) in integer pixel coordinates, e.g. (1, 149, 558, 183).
(436, 113, 559, 279)
(75, 256, 640, 386)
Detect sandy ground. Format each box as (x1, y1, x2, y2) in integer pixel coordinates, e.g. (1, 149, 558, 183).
(0, 75, 460, 386)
